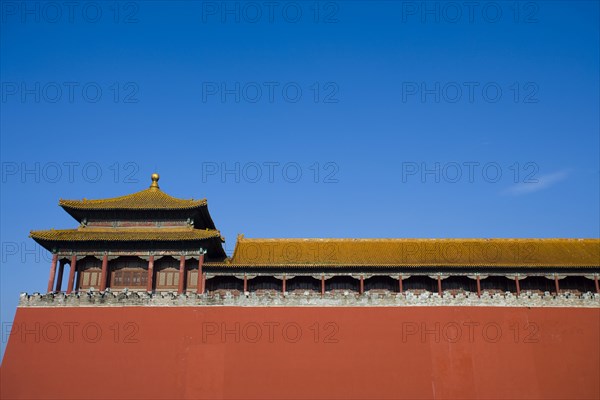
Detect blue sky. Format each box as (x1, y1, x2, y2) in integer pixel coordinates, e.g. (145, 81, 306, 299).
(1, 1, 598, 359)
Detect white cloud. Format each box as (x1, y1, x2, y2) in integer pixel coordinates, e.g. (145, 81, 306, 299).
(503, 170, 570, 196)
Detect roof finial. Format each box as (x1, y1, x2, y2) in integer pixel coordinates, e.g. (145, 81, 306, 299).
(150, 173, 160, 189)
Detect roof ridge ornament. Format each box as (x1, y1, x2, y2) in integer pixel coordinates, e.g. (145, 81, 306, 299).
(150, 173, 160, 189)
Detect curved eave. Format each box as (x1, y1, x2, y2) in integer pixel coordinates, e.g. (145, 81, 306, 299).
(60, 203, 217, 230)
(58, 187, 212, 224)
(31, 236, 226, 260)
(60, 204, 208, 221)
(59, 201, 207, 210)
(197, 205, 217, 230)
(58, 186, 206, 210)
(29, 229, 224, 251)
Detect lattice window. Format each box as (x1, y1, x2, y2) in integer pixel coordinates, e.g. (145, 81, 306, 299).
(111, 269, 147, 288)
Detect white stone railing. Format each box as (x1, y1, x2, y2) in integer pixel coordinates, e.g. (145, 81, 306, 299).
(17, 290, 600, 308)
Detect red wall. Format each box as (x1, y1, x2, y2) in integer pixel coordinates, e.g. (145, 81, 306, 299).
(1, 306, 599, 400)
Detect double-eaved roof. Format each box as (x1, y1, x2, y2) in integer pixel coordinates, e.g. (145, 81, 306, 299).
(30, 174, 226, 258)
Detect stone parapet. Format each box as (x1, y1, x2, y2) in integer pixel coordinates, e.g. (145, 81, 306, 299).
(18, 290, 600, 308)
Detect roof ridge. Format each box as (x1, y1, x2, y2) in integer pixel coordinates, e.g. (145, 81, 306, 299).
(58, 187, 207, 210)
(233, 237, 600, 242)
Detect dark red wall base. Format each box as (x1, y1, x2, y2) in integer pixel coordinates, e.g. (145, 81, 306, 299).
(1, 306, 599, 399)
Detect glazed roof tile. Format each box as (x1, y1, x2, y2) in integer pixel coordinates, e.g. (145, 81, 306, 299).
(228, 237, 600, 267)
(30, 227, 221, 242)
(59, 187, 206, 211)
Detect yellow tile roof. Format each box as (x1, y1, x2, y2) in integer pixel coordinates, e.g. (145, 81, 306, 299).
(229, 237, 600, 267)
(30, 228, 222, 242)
(59, 187, 206, 211)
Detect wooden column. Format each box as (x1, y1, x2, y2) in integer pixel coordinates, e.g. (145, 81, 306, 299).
(100, 254, 108, 291)
(515, 276, 521, 297)
(282, 275, 286, 294)
(196, 254, 204, 294)
(399, 275, 403, 294)
(75, 267, 81, 292)
(359, 275, 364, 294)
(476, 276, 481, 298)
(243, 274, 248, 293)
(66, 255, 77, 294)
(55, 261, 65, 292)
(202, 272, 206, 294)
(595, 275, 600, 294)
(321, 275, 325, 297)
(178, 256, 186, 294)
(147, 255, 155, 292)
(437, 276, 442, 296)
(554, 275, 560, 296)
(47, 254, 58, 293)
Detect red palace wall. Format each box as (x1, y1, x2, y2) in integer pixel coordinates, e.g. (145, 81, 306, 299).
(1, 306, 599, 400)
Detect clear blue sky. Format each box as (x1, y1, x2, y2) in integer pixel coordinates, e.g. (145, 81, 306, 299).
(1, 1, 598, 359)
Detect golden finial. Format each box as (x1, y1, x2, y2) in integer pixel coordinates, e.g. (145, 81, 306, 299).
(150, 173, 160, 189)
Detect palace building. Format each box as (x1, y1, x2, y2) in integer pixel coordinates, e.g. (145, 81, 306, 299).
(29, 174, 600, 298)
(31, 173, 225, 295)
(2, 174, 599, 400)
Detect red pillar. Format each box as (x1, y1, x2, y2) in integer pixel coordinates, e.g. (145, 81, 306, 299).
(147, 255, 154, 292)
(554, 275, 560, 296)
(202, 272, 206, 294)
(399, 275, 403, 294)
(321, 275, 325, 297)
(595, 275, 600, 294)
(100, 254, 108, 291)
(196, 254, 204, 294)
(476, 276, 481, 298)
(437, 276, 442, 296)
(66, 255, 77, 294)
(55, 261, 65, 292)
(178, 256, 186, 294)
(47, 254, 58, 293)
(282, 275, 286, 294)
(515, 277, 521, 297)
(243, 274, 248, 293)
(75, 268, 81, 292)
(359, 275, 364, 294)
